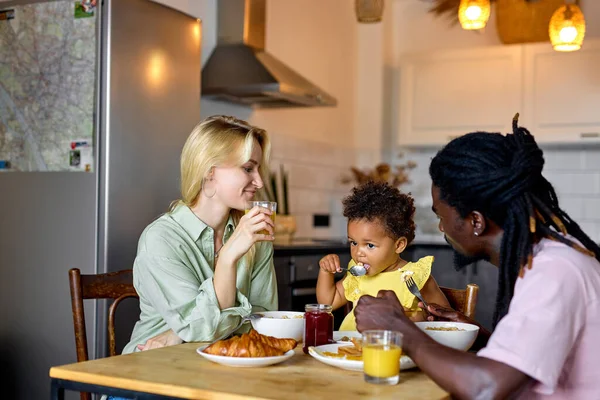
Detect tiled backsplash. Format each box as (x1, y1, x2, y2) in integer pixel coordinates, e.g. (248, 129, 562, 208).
(269, 135, 380, 240)
(269, 133, 600, 244)
(396, 147, 600, 243)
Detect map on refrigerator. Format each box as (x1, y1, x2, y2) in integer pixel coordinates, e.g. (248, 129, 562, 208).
(0, 0, 96, 172)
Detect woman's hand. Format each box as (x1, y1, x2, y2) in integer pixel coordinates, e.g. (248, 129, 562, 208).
(219, 206, 274, 264)
(137, 329, 183, 351)
(214, 206, 273, 309)
(319, 254, 342, 273)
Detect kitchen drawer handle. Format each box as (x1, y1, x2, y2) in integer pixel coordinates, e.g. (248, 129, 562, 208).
(292, 288, 317, 296)
(581, 132, 600, 138)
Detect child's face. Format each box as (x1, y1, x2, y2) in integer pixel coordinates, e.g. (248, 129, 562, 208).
(347, 218, 403, 276)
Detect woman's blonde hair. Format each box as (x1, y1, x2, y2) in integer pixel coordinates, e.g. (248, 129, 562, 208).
(170, 115, 271, 220)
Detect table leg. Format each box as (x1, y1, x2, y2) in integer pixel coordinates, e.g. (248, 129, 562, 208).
(51, 378, 183, 399)
(50, 379, 65, 400)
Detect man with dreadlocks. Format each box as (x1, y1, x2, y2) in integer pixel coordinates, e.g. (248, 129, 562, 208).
(354, 114, 600, 399)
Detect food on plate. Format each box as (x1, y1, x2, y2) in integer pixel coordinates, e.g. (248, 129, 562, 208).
(400, 270, 414, 282)
(425, 326, 464, 331)
(203, 329, 297, 357)
(323, 338, 363, 361)
(340, 336, 351, 342)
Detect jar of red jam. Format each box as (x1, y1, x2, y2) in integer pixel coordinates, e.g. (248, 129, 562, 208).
(303, 304, 334, 354)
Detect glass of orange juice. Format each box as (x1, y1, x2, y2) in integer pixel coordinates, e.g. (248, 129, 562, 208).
(245, 201, 277, 235)
(362, 330, 403, 385)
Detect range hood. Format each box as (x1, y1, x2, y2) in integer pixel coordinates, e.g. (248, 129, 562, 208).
(201, 0, 337, 108)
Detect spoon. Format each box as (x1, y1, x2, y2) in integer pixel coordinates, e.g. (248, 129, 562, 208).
(341, 263, 368, 276)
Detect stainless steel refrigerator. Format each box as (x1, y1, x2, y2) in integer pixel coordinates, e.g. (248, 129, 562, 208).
(0, 0, 201, 399)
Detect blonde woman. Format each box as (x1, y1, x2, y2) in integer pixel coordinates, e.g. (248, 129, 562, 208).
(121, 116, 277, 355)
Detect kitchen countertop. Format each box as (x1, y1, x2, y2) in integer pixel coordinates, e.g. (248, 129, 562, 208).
(274, 238, 349, 256)
(273, 236, 449, 256)
(412, 233, 448, 246)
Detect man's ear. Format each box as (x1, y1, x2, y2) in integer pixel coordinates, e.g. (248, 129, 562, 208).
(470, 211, 486, 237)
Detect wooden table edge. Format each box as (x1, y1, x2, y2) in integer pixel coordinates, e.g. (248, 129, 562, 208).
(49, 343, 450, 400)
(49, 366, 265, 400)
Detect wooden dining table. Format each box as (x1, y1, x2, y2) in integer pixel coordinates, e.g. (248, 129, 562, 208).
(50, 343, 450, 399)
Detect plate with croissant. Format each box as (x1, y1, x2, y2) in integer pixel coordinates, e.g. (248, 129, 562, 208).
(197, 329, 298, 367)
(308, 337, 417, 371)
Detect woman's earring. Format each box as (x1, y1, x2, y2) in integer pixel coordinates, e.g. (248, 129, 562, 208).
(202, 177, 216, 199)
(474, 232, 479, 237)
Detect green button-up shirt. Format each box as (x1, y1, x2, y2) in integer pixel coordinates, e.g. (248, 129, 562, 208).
(122, 204, 278, 354)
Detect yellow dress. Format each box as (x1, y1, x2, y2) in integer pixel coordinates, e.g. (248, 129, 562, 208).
(338, 256, 434, 331)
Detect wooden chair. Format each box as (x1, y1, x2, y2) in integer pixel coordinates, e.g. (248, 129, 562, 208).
(68, 268, 138, 400)
(343, 283, 479, 318)
(441, 283, 479, 319)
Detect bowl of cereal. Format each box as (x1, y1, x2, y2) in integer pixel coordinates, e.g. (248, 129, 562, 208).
(251, 311, 305, 342)
(415, 321, 479, 351)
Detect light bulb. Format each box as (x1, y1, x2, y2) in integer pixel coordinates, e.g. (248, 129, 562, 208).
(465, 5, 482, 21)
(459, 0, 490, 31)
(549, 4, 585, 52)
(559, 25, 578, 43)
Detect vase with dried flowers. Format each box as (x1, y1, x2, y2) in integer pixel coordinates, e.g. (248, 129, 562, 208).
(341, 157, 417, 189)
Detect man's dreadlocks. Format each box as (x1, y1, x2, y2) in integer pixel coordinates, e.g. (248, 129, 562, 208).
(429, 113, 600, 326)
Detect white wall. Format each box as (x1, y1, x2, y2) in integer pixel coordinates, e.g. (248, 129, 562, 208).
(386, 0, 600, 242)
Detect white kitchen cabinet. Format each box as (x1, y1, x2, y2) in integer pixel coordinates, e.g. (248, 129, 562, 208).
(522, 39, 600, 144)
(397, 46, 523, 146)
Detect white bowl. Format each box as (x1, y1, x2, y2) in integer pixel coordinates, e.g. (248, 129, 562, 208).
(415, 321, 479, 351)
(250, 311, 305, 342)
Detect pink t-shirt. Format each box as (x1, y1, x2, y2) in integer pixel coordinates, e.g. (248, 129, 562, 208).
(478, 237, 600, 399)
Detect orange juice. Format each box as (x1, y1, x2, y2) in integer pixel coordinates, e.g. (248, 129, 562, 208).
(363, 344, 402, 378)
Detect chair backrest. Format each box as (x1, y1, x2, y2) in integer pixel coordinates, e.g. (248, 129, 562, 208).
(68, 268, 138, 359)
(343, 283, 479, 319)
(440, 283, 479, 319)
(68, 268, 138, 400)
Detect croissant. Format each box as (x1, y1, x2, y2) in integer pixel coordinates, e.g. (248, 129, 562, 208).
(203, 329, 297, 357)
(248, 329, 297, 353)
